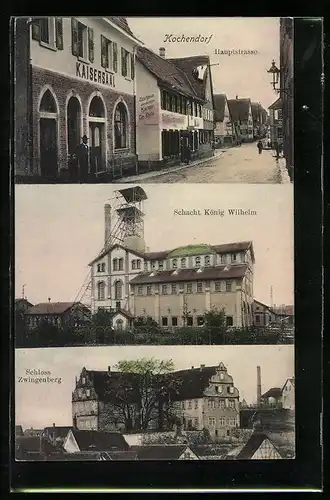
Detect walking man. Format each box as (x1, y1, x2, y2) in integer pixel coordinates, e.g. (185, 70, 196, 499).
(257, 139, 263, 155)
(76, 135, 90, 183)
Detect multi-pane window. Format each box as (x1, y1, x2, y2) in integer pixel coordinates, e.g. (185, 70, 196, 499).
(40, 18, 50, 43)
(158, 261, 164, 270)
(220, 254, 226, 264)
(136, 259, 141, 269)
(137, 286, 143, 295)
(171, 316, 178, 326)
(118, 258, 124, 271)
(101, 35, 115, 71)
(228, 400, 235, 409)
(197, 282, 203, 293)
(161, 317, 168, 326)
(146, 285, 152, 296)
(186, 283, 192, 294)
(219, 417, 226, 426)
(181, 258, 186, 268)
(121, 48, 130, 77)
(215, 281, 221, 292)
(205, 255, 211, 266)
(218, 400, 225, 408)
(195, 256, 201, 267)
(226, 316, 234, 327)
(132, 260, 137, 270)
(114, 103, 128, 149)
(71, 19, 94, 62)
(187, 316, 193, 326)
(114, 280, 123, 300)
(171, 284, 177, 294)
(226, 280, 232, 292)
(162, 285, 168, 295)
(113, 259, 118, 271)
(97, 281, 105, 301)
(208, 417, 216, 426)
(208, 399, 215, 409)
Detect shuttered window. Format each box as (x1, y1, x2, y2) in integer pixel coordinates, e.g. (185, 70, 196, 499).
(88, 27, 94, 62)
(100, 35, 108, 68)
(131, 53, 135, 80)
(71, 18, 78, 56)
(113, 43, 118, 72)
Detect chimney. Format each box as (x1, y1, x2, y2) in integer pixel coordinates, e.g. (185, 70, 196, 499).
(104, 204, 111, 249)
(257, 366, 262, 406)
(159, 47, 166, 58)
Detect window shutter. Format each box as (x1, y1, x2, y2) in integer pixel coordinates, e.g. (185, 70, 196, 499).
(88, 27, 94, 63)
(31, 18, 41, 41)
(55, 17, 63, 50)
(100, 35, 107, 68)
(121, 48, 125, 76)
(71, 18, 78, 56)
(113, 42, 118, 73)
(130, 53, 135, 80)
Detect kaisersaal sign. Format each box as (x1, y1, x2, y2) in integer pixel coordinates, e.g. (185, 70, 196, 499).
(76, 62, 115, 88)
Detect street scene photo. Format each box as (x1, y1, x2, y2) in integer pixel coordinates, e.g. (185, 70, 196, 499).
(15, 345, 295, 461)
(14, 17, 293, 184)
(15, 183, 294, 348)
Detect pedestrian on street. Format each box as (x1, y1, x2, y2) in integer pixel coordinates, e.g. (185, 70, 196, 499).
(76, 135, 90, 182)
(275, 141, 280, 160)
(257, 139, 263, 155)
(185, 143, 191, 164)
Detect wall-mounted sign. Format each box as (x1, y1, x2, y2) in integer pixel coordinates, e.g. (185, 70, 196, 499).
(76, 62, 115, 88)
(137, 94, 158, 125)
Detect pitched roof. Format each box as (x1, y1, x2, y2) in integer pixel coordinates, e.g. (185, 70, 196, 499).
(213, 94, 227, 122)
(43, 426, 73, 439)
(70, 429, 129, 451)
(132, 445, 195, 460)
(235, 432, 281, 459)
(107, 17, 134, 37)
(130, 264, 248, 285)
(16, 436, 58, 455)
(15, 425, 24, 436)
(261, 387, 282, 399)
(282, 378, 295, 391)
(268, 97, 282, 110)
(137, 47, 197, 99)
(168, 55, 211, 100)
(228, 98, 251, 121)
(15, 298, 34, 308)
(25, 302, 89, 315)
(90, 241, 254, 265)
(23, 428, 43, 436)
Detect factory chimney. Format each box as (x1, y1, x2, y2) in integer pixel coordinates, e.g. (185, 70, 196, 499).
(257, 366, 262, 406)
(104, 204, 111, 249)
(159, 47, 166, 58)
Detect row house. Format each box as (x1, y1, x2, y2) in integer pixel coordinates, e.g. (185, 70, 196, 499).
(72, 362, 240, 441)
(250, 102, 268, 140)
(227, 97, 254, 142)
(135, 47, 215, 170)
(14, 16, 142, 181)
(89, 209, 255, 329)
(279, 17, 294, 180)
(213, 93, 237, 147)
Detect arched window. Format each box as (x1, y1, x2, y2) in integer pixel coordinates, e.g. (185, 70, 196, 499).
(116, 319, 124, 331)
(181, 258, 186, 268)
(118, 258, 124, 271)
(114, 102, 128, 149)
(114, 280, 123, 300)
(89, 96, 105, 118)
(205, 256, 211, 267)
(67, 96, 81, 154)
(172, 259, 177, 269)
(97, 281, 105, 300)
(40, 89, 57, 113)
(195, 256, 201, 267)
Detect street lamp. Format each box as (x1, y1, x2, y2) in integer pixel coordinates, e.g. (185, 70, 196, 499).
(267, 60, 292, 98)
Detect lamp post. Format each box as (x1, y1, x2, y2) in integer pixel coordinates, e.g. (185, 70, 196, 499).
(267, 60, 292, 98)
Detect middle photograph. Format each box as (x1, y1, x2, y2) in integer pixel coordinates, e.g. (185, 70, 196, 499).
(15, 183, 294, 348)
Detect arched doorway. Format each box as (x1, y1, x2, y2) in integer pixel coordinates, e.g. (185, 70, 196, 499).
(115, 319, 124, 331)
(67, 96, 81, 155)
(89, 96, 105, 174)
(39, 89, 58, 178)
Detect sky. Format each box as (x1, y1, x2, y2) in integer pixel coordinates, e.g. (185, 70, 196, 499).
(15, 345, 294, 429)
(15, 183, 294, 307)
(127, 17, 280, 110)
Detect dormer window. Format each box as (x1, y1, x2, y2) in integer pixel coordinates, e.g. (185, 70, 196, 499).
(181, 258, 186, 268)
(158, 260, 164, 270)
(205, 256, 211, 267)
(195, 256, 201, 268)
(151, 261, 156, 270)
(231, 254, 237, 263)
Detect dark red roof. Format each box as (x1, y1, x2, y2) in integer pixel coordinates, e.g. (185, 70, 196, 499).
(168, 55, 211, 100)
(70, 429, 129, 451)
(137, 47, 197, 98)
(213, 94, 227, 122)
(130, 264, 248, 285)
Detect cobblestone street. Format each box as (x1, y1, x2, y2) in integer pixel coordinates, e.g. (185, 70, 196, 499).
(120, 143, 285, 184)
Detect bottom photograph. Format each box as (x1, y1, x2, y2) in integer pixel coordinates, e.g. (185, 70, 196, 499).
(15, 345, 295, 461)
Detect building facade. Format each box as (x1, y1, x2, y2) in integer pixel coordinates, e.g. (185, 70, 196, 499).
(281, 378, 295, 410)
(268, 97, 283, 149)
(14, 16, 141, 181)
(253, 300, 278, 327)
(72, 362, 240, 441)
(24, 301, 91, 329)
(213, 93, 236, 147)
(280, 17, 294, 180)
(89, 211, 255, 329)
(251, 102, 268, 140)
(135, 48, 215, 169)
(227, 97, 254, 142)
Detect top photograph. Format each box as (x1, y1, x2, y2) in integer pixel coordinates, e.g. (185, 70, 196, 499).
(13, 17, 293, 185)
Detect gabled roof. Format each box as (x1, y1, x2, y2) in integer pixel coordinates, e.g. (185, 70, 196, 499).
(228, 98, 251, 122)
(25, 302, 90, 315)
(107, 17, 134, 37)
(235, 432, 281, 459)
(282, 378, 295, 391)
(130, 264, 248, 285)
(43, 426, 73, 439)
(70, 429, 129, 452)
(268, 97, 282, 110)
(168, 55, 211, 100)
(261, 387, 282, 399)
(213, 94, 228, 122)
(137, 47, 198, 99)
(132, 445, 196, 460)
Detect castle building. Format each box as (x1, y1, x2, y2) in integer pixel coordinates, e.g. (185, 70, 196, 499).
(14, 16, 142, 181)
(72, 362, 240, 441)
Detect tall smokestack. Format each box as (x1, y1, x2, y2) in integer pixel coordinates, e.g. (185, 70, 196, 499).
(159, 47, 166, 58)
(104, 204, 111, 249)
(257, 366, 261, 406)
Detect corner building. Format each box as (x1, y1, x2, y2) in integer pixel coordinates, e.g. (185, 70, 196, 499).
(14, 17, 141, 180)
